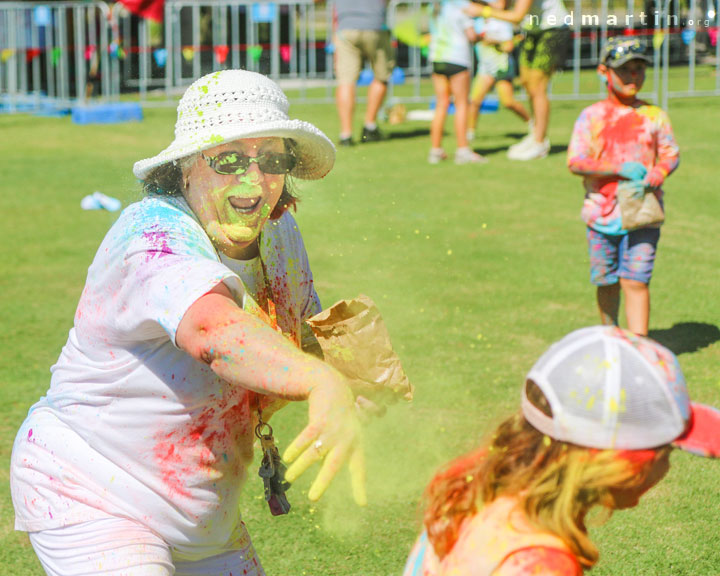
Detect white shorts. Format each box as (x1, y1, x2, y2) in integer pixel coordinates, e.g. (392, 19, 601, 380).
(28, 517, 265, 576)
(476, 44, 516, 81)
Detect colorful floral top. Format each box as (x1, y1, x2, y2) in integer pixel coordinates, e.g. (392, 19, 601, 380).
(567, 99, 679, 235)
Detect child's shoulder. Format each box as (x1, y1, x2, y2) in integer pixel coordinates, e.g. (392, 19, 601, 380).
(576, 99, 610, 120)
(633, 102, 672, 123)
(585, 98, 616, 113)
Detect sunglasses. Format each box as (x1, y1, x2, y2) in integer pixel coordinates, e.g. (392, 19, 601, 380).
(605, 40, 647, 62)
(202, 150, 297, 175)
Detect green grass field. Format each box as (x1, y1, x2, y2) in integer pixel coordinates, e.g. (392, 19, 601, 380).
(1, 79, 719, 575)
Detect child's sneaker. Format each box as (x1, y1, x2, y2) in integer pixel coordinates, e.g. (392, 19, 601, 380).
(454, 147, 488, 165)
(509, 138, 550, 161)
(428, 148, 448, 164)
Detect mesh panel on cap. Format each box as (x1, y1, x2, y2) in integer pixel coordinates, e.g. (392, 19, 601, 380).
(544, 342, 618, 447)
(615, 346, 681, 448)
(525, 326, 687, 450)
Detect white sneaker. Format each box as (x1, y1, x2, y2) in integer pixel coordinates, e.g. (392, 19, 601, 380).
(454, 147, 489, 165)
(506, 119, 537, 158)
(509, 138, 550, 161)
(507, 135, 535, 158)
(428, 148, 448, 164)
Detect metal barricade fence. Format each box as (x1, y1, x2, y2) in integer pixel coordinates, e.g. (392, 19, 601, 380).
(108, 0, 336, 102)
(0, 1, 114, 113)
(1, 0, 718, 113)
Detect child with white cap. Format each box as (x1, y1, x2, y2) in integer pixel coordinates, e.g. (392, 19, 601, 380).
(404, 325, 719, 575)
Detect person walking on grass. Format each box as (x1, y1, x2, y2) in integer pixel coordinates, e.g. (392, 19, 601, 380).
(467, 4, 531, 142)
(333, 0, 395, 146)
(10, 70, 366, 576)
(567, 37, 679, 337)
(428, 0, 488, 165)
(465, 0, 570, 160)
(404, 326, 719, 575)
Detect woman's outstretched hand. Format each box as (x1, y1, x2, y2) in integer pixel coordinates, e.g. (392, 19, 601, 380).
(283, 380, 367, 506)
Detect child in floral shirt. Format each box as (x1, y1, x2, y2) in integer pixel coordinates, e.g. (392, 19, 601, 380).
(567, 37, 679, 336)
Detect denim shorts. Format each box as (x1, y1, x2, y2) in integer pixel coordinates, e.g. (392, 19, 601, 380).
(587, 227, 661, 286)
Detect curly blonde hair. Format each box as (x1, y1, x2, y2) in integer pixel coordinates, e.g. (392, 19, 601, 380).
(423, 380, 670, 567)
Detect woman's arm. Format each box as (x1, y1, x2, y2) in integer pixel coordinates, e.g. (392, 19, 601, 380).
(177, 282, 366, 504)
(178, 283, 337, 399)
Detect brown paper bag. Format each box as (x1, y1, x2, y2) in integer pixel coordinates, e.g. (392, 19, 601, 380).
(306, 295, 413, 403)
(617, 184, 664, 231)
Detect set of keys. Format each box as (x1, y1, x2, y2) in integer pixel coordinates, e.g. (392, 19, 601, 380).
(255, 419, 292, 516)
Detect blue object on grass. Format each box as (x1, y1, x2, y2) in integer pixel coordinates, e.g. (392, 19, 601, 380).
(72, 102, 143, 125)
(358, 67, 405, 86)
(357, 68, 374, 86)
(429, 99, 456, 114)
(480, 95, 499, 112)
(81, 191, 122, 212)
(429, 95, 499, 114)
(391, 67, 406, 84)
(34, 103, 72, 117)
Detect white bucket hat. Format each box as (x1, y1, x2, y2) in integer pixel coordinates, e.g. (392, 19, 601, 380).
(133, 69, 335, 181)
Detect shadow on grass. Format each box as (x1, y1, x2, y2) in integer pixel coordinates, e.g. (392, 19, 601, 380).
(387, 128, 431, 140)
(649, 322, 720, 355)
(469, 143, 568, 156)
(472, 144, 511, 155)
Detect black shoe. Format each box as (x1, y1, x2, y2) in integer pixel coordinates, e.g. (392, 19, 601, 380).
(338, 136, 355, 147)
(361, 126, 383, 143)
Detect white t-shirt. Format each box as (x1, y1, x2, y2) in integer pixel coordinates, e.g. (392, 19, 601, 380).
(10, 195, 321, 560)
(429, 0, 475, 68)
(482, 18, 513, 42)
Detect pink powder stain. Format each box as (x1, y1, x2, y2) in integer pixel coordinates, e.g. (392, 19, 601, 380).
(142, 228, 174, 262)
(152, 385, 256, 499)
(27, 429, 33, 440)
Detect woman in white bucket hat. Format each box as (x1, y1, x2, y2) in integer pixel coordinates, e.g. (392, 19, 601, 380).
(10, 70, 364, 575)
(404, 326, 720, 576)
